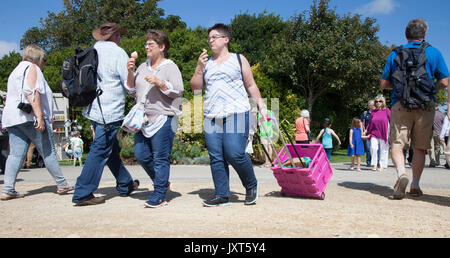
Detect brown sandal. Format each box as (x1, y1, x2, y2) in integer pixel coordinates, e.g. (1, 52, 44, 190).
(57, 185, 75, 195)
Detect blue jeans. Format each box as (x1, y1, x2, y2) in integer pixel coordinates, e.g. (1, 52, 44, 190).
(3, 120, 68, 194)
(324, 148, 332, 161)
(134, 117, 175, 203)
(204, 112, 257, 198)
(72, 121, 134, 202)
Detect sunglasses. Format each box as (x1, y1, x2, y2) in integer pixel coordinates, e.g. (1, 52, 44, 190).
(375, 100, 383, 103)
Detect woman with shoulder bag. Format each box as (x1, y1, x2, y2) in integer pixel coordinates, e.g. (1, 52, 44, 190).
(190, 23, 267, 207)
(1, 45, 74, 201)
(126, 30, 184, 208)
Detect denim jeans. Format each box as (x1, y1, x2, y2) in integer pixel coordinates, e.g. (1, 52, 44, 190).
(3, 120, 68, 194)
(72, 120, 134, 202)
(324, 148, 332, 161)
(134, 117, 175, 203)
(204, 112, 257, 198)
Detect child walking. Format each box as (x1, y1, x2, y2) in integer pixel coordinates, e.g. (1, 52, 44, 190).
(316, 118, 341, 161)
(347, 118, 369, 171)
(70, 131, 84, 166)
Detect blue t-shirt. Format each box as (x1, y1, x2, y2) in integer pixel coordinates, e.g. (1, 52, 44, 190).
(381, 41, 449, 107)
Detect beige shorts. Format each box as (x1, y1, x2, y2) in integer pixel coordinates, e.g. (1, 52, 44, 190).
(389, 102, 435, 150)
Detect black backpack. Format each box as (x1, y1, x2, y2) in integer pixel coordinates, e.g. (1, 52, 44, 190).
(60, 47, 102, 107)
(391, 42, 434, 111)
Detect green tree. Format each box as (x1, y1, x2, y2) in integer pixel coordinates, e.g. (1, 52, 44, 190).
(21, 0, 166, 51)
(0, 52, 22, 91)
(231, 11, 286, 66)
(263, 0, 389, 116)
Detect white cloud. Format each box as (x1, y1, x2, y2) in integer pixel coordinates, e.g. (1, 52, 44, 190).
(0, 41, 20, 58)
(356, 0, 398, 16)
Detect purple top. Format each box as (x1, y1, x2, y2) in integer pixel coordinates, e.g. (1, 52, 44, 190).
(366, 108, 390, 143)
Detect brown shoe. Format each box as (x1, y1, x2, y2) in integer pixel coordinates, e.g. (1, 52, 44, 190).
(74, 196, 105, 206)
(393, 174, 409, 200)
(408, 188, 423, 197)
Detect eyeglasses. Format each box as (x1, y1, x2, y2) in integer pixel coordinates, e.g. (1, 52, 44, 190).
(207, 35, 227, 43)
(144, 42, 158, 48)
(375, 100, 383, 103)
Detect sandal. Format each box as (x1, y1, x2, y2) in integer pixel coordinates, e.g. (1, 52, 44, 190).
(57, 185, 75, 195)
(1, 191, 25, 201)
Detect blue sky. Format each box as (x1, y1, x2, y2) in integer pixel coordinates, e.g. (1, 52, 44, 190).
(0, 0, 449, 67)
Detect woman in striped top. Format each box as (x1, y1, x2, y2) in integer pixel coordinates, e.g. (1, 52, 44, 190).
(190, 23, 267, 207)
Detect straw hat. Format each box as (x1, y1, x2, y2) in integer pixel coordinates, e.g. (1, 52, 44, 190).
(92, 22, 126, 41)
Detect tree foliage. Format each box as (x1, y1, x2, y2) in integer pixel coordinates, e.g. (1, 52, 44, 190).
(263, 0, 390, 117)
(231, 11, 286, 66)
(20, 0, 186, 51)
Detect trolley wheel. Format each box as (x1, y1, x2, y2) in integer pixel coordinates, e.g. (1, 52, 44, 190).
(320, 192, 325, 200)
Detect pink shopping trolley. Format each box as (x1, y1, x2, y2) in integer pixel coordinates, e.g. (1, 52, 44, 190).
(257, 115, 333, 200)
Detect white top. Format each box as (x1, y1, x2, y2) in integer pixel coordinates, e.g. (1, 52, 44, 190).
(440, 116, 450, 139)
(70, 137, 84, 151)
(2, 61, 54, 128)
(203, 53, 251, 118)
(128, 59, 179, 139)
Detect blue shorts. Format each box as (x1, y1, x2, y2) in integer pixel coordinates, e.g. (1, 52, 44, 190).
(73, 149, 82, 158)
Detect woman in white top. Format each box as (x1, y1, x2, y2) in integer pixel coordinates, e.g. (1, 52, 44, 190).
(1, 45, 73, 201)
(190, 23, 267, 207)
(126, 29, 183, 208)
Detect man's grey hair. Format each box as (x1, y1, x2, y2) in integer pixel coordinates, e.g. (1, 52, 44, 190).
(405, 18, 428, 40)
(368, 100, 375, 106)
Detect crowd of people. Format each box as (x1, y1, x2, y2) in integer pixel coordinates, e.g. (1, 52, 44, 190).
(0, 18, 448, 206)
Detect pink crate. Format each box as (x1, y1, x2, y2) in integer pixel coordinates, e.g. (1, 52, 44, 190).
(270, 144, 333, 200)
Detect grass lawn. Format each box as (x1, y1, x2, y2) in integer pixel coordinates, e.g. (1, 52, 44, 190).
(329, 149, 368, 164)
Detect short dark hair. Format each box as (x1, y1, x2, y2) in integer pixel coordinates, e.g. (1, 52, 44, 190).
(405, 18, 428, 40)
(146, 29, 170, 57)
(207, 23, 232, 47)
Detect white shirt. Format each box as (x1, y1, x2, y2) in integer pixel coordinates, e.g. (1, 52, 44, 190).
(440, 116, 450, 139)
(2, 61, 54, 128)
(128, 59, 179, 138)
(82, 41, 131, 124)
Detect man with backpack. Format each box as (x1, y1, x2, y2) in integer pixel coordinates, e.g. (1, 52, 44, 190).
(380, 18, 449, 200)
(72, 22, 139, 206)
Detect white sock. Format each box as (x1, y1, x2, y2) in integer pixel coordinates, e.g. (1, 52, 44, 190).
(396, 166, 406, 178)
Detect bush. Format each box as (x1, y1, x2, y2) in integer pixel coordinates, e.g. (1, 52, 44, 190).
(170, 134, 210, 165)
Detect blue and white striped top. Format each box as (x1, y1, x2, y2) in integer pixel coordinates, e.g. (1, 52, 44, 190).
(203, 53, 250, 118)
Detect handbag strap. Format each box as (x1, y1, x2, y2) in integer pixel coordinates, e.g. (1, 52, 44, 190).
(19, 66, 31, 103)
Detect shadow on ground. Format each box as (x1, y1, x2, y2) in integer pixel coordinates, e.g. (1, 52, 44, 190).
(338, 181, 450, 207)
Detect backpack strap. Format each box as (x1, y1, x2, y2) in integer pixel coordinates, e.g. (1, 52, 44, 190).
(393, 46, 408, 70)
(416, 42, 430, 67)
